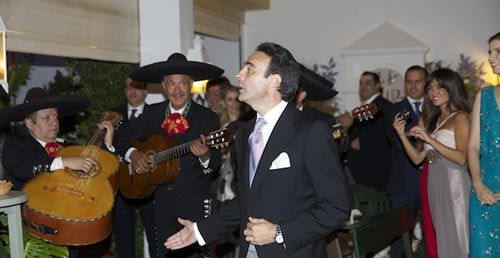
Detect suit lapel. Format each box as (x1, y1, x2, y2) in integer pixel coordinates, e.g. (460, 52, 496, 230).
(240, 120, 254, 193)
(249, 105, 300, 195)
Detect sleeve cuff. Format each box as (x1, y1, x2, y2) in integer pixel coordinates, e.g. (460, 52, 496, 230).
(106, 145, 115, 153)
(50, 157, 64, 171)
(124, 147, 137, 163)
(193, 222, 207, 246)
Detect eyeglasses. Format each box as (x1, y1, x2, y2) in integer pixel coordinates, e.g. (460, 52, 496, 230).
(164, 80, 191, 89)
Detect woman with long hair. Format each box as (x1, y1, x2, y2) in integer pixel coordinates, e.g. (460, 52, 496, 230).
(467, 32, 500, 258)
(393, 68, 471, 257)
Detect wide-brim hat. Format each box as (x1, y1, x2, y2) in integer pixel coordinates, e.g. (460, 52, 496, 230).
(299, 63, 338, 101)
(130, 53, 224, 83)
(0, 87, 90, 125)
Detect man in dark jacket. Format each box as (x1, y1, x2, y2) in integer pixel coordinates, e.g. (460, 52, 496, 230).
(114, 53, 224, 258)
(164, 43, 350, 258)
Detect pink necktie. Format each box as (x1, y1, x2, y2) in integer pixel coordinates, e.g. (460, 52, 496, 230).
(249, 118, 266, 184)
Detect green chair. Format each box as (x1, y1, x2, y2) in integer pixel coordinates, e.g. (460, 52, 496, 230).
(352, 189, 390, 217)
(345, 206, 414, 258)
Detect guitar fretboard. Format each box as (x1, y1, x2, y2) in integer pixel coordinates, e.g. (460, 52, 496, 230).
(152, 139, 196, 164)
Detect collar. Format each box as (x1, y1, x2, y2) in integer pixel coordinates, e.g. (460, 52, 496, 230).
(169, 102, 189, 114)
(256, 100, 288, 144)
(363, 93, 380, 104)
(128, 103, 145, 114)
(406, 96, 424, 104)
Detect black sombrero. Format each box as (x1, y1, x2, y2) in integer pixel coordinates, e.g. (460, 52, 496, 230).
(130, 53, 224, 83)
(299, 63, 338, 101)
(0, 87, 90, 125)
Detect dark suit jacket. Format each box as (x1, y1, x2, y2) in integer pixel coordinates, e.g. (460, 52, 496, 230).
(2, 134, 53, 190)
(301, 106, 334, 123)
(198, 104, 351, 258)
(114, 100, 222, 252)
(345, 95, 393, 191)
(112, 104, 129, 122)
(386, 98, 423, 196)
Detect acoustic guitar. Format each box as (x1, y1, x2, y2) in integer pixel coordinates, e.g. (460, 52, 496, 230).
(22, 111, 122, 246)
(332, 103, 379, 140)
(118, 129, 232, 199)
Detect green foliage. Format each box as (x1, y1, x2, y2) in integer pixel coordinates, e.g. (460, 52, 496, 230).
(0, 214, 68, 258)
(7, 55, 34, 95)
(1, 54, 33, 108)
(426, 54, 487, 98)
(48, 59, 137, 144)
(457, 54, 485, 97)
(23, 232, 69, 258)
(425, 60, 449, 73)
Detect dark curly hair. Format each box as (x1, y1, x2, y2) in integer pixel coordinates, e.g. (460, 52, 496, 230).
(255, 43, 299, 102)
(422, 68, 469, 133)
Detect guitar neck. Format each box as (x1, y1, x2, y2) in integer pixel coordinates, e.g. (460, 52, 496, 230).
(152, 138, 197, 164)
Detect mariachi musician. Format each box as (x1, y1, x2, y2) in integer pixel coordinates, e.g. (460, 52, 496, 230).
(114, 52, 224, 258)
(0, 87, 115, 257)
(293, 63, 338, 123)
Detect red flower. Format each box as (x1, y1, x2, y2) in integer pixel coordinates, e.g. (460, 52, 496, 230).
(161, 113, 190, 136)
(45, 142, 61, 159)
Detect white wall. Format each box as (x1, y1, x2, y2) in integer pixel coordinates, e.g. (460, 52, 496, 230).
(242, 0, 500, 111)
(203, 35, 241, 86)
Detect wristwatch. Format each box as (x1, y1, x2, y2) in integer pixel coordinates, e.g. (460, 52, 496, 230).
(275, 225, 284, 244)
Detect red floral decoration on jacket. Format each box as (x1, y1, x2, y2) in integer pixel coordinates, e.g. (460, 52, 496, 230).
(45, 142, 61, 159)
(161, 113, 190, 136)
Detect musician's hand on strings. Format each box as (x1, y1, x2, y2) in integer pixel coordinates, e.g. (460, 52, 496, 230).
(98, 121, 115, 149)
(62, 157, 97, 173)
(190, 137, 210, 162)
(338, 111, 354, 129)
(130, 150, 152, 174)
(164, 218, 197, 250)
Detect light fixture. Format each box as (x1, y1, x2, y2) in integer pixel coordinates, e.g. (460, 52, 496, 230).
(187, 35, 211, 93)
(0, 16, 7, 94)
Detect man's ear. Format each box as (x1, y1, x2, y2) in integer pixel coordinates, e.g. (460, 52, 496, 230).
(25, 118, 34, 130)
(267, 74, 282, 91)
(297, 90, 307, 103)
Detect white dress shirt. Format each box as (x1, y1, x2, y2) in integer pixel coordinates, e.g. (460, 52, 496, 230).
(128, 103, 145, 119)
(406, 96, 424, 113)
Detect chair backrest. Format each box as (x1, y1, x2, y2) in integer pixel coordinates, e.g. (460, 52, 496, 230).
(353, 189, 390, 216)
(346, 206, 414, 258)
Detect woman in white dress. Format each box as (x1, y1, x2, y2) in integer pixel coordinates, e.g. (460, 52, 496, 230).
(393, 68, 471, 258)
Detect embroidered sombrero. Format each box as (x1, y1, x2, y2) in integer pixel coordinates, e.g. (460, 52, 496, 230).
(299, 63, 338, 101)
(0, 87, 90, 125)
(130, 53, 224, 83)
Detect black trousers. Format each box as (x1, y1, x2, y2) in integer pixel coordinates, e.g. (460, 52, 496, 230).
(113, 192, 157, 258)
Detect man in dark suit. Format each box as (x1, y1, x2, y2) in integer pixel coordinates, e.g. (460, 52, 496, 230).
(112, 78, 157, 258)
(0, 87, 114, 258)
(387, 66, 426, 258)
(343, 71, 393, 191)
(293, 63, 338, 123)
(114, 53, 224, 258)
(164, 42, 350, 258)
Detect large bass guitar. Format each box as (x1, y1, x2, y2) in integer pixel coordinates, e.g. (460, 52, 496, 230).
(22, 111, 121, 246)
(118, 129, 231, 199)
